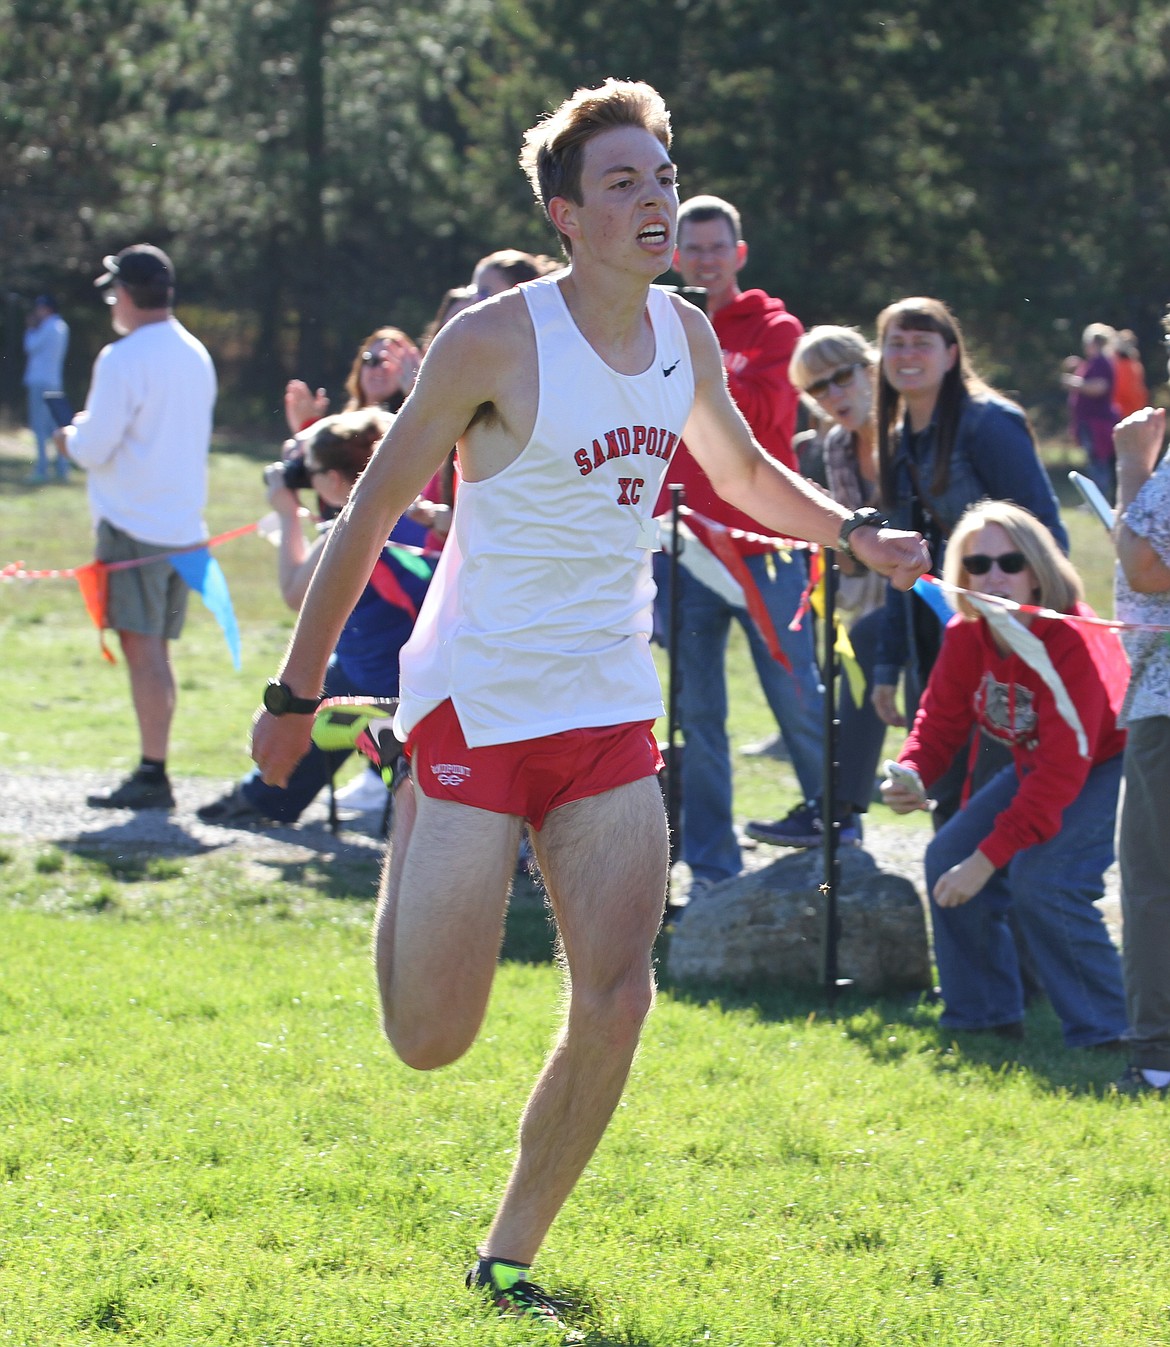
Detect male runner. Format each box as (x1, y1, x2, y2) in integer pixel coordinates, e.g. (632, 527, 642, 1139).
(252, 79, 929, 1327)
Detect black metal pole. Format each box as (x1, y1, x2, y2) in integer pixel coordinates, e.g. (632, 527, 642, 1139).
(665, 485, 684, 878)
(819, 548, 851, 1005)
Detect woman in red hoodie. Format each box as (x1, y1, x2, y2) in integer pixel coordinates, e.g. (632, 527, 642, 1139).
(883, 501, 1129, 1047)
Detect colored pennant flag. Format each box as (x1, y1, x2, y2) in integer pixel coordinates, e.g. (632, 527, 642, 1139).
(656, 516, 745, 608)
(169, 548, 242, 670)
(809, 566, 867, 708)
(673, 509, 792, 670)
(73, 561, 116, 663)
(913, 574, 957, 624)
(970, 597, 1087, 755)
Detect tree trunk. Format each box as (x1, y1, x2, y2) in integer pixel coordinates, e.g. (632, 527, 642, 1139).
(294, 0, 329, 385)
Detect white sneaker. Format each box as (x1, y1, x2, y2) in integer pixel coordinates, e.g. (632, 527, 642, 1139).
(334, 765, 389, 812)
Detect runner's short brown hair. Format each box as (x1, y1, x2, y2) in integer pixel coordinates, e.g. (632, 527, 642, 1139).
(520, 80, 672, 253)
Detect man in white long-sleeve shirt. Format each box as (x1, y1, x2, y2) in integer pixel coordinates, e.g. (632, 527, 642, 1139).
(57, 244, 217, 810)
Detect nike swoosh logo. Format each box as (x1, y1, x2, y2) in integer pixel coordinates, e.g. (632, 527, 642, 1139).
(662, 360, 680, 377)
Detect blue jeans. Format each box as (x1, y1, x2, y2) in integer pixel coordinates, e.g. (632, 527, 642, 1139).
(836, 605, 887, 814)
(1119, 718, 1170, 1071)
(926, 757, 1127, 1046)
(240, 659, 366, 823)
(678, 552, 824, 882)
(25, 383, 60, 477)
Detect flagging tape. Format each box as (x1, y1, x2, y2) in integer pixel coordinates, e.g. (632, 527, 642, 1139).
(1, 523, 439, 583)
(1, 521, 260, 581)
(6, 511, 1167, 641)
(921, 573, 1170, 637)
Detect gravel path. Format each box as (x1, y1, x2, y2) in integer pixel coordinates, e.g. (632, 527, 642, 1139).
(0, 769, 1121, 943)
(0, 769, 387, 866)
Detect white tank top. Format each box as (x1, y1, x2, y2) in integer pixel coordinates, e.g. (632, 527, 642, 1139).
(395, 275, 696, 747)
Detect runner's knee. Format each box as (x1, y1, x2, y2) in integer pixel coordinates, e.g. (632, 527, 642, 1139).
(383, 1010, 479, 1072)
(569, 970, 655, 1048)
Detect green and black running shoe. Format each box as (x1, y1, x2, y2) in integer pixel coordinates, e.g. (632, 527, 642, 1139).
(311, 699, 401, 783)
(466, 1257, 570, 1332)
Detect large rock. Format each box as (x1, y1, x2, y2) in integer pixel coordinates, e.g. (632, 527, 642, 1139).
(666, 846, 931, 994)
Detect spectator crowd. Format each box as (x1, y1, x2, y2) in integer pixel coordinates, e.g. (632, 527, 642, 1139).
(21, 159, 1168, 1115)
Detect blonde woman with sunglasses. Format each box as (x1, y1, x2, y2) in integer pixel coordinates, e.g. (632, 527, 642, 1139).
(882, 500, 1129, 1048)
(747, 326, 889, 847)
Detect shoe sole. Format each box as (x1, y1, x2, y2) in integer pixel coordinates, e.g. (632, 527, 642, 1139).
(196, 808, 272, 828)
(746, 833, 818, 848)
(87, 796, 174, 810)
(745, 827, 861, 848)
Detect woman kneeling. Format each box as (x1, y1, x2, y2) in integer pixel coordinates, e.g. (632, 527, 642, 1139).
(883, 501, 1129, 1047)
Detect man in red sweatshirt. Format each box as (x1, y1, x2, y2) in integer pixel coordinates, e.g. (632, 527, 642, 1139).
(663, 195, 837, 890)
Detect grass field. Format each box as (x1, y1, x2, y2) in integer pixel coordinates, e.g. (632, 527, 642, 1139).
(1, 847, 1164, 1346)
(2, 425, 1161, 1346)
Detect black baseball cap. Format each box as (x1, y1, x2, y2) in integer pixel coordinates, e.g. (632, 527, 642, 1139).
(94, 244, 174, 291)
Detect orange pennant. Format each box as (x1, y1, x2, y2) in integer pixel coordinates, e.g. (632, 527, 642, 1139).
(74, 561, 116, 663)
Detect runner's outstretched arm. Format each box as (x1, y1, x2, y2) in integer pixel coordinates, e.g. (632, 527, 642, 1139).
(250, 307, 520, 786)
(674, 298, 930, 590)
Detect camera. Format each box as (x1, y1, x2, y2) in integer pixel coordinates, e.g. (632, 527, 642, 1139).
(264, 449, 313, 492)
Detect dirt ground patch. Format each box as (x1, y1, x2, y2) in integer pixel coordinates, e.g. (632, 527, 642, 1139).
(0, 768, 1121, 945)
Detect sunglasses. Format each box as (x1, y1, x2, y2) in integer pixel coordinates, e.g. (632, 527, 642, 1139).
(361, 348, 390, 365)
(804, 364, 862, 398)
(963, 551, 1028, 576)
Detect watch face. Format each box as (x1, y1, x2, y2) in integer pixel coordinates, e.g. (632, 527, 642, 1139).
(263, 681, 289, 715)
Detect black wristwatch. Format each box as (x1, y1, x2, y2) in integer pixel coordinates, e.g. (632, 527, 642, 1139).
(262, 679, 323, 717)
(836, 507, 889, 563)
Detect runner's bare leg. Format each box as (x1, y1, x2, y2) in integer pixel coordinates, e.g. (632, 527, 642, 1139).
(482, 774, 669, 1263)
(373, 772, 523, 1068)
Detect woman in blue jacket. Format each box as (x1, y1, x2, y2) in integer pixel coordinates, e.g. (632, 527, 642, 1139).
(870, 296, 1067, 738)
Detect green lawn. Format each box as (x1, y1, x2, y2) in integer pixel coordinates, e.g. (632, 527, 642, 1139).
(1, 425, 1159, 1346)
(0, 846, 1164, 1346)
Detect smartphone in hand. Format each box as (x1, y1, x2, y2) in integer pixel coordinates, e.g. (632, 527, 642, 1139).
(883, 759, 937, 811)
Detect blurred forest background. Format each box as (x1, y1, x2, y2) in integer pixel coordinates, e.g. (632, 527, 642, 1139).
(2, 0, 1168, 433)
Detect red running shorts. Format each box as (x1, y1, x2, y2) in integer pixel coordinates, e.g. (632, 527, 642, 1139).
(404, 698, 663, 829)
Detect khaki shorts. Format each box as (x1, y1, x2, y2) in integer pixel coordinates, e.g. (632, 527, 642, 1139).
(96, 519, 189, 639)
